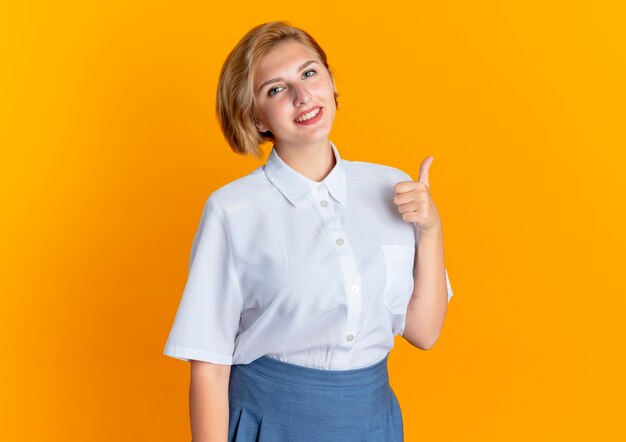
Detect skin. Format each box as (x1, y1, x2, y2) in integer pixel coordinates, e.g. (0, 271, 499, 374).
(394, 158, 450, 349)
(189, 361, 230, 441)
(252, 39, 338, 182)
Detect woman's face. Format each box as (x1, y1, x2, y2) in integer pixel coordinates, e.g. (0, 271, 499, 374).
(252, 40, 337, 149)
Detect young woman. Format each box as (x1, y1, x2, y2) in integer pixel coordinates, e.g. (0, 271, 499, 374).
(164, 21, 454, 441)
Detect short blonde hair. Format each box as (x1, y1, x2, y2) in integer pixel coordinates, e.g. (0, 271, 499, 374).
(216, 21, 339, 159)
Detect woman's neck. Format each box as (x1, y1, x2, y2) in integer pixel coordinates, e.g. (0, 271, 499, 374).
(274, 139, 336, 182)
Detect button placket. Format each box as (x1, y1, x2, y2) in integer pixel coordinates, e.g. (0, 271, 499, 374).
(339, 249, 361, 352)
(307, 189, 361, 366)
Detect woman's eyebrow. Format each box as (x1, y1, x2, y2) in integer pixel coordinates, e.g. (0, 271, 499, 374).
(257, 60, 318, 93)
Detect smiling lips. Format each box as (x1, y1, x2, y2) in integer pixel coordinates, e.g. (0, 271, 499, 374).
(294, 106, 323, 125)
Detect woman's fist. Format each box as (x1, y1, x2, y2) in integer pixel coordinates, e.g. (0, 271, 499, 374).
(393, 156, 442, 235)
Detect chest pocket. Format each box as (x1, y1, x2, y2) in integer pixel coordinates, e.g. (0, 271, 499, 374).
(380, 244, 416, 314)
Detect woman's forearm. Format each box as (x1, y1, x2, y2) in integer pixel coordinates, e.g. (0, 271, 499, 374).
(403, 225, 449, 350)
(189, 361, 231, 442)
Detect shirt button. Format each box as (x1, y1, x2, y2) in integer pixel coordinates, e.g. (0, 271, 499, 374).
(346, 334, 355, 342)
(319, 200, 329, 207)
(351, 284, 359, 293)
(316, 184, 324, 191)
(335, 238, 345, 246)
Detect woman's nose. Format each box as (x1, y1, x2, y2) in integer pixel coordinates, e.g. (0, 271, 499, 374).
(292, 83, 312, 106)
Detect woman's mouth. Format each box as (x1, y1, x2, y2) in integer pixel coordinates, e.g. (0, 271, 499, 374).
(294, 107, 323, 125)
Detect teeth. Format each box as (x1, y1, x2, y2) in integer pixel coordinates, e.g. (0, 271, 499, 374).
(296, 107, 321, 122)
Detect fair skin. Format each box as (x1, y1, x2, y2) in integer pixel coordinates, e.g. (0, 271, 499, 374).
(189, 38, 450, 442)
(252, 39, 338, 181)
(394, 157, 450, 349)
(189, 361, 230, 441)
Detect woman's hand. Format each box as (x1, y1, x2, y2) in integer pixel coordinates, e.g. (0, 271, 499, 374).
(393, 156, 442, 237)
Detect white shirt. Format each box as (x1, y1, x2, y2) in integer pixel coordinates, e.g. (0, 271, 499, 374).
(163, 141, 453, 370)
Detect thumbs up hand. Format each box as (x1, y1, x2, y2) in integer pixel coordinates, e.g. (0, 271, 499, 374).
(393, 156, 442, 236)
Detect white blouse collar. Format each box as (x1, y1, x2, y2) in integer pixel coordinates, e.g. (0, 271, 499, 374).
(264, 140, 347, 207)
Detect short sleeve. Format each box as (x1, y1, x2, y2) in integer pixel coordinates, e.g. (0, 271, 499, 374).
(163, 197, 243, 364)
(445, 267, 454, 302)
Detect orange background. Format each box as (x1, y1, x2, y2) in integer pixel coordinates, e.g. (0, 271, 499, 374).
(2, 1, 625, 440)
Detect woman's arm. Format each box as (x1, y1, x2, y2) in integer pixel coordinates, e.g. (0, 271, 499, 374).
(402, 226, 449, 350)
(189, 360, 231, 442)
(393, 156, 450, 350)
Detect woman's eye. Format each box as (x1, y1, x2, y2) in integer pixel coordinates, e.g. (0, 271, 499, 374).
(268, 86, 284, 96)
(267, 70, 316, 96)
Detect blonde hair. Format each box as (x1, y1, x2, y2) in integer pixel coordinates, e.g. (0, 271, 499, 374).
(216, 21, 339, 160)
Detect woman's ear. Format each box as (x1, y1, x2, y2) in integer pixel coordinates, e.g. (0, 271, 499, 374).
(254, 118, 269, 133)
